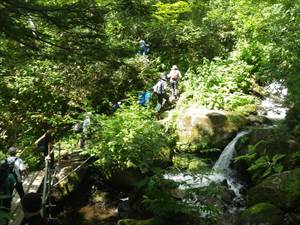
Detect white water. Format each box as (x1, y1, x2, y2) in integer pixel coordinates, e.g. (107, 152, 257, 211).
(165, 131, 249, 198)
(213, 131, 249, 173)
(259, 82, 288, 119)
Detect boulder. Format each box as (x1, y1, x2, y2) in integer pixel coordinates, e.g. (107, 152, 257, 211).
(236, 202, 284, 225)
(176, 106, 247, 153)
(247, 168, 300, 210)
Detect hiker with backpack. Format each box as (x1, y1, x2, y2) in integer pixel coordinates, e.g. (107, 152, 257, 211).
(6, 146, 26, 199)
(0, 159, 16, 214)
(138, 39, 150, 55)
(167, 65, 181, 99)
(78, 112, 93, 148)
(152, 73, 168, 112)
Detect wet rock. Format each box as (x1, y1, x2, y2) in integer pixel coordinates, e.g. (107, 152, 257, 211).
(236, 202, 284, 225)
(247, 168, 300, 210)
(221, 189, 235, 204)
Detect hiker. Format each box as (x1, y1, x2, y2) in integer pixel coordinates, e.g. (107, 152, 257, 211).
(138, 39, 149, 55)
(79, 112, 92, 148)
(6, 146, 26, 199)
(20, 192, 61, 225)
(138, 91, 152, 107)
(111, 99, 126, 114)
(35, 129, 54, 168)
(167, 65, 181, 99)
(0, 160, 16, 213)
(153, 73, 168, 111)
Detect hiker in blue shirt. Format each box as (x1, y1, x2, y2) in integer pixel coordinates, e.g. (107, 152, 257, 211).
(138, 91, 152, 106)
(138, 40, 150, 55)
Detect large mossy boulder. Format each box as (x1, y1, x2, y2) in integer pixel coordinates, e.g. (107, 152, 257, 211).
(247, 168, 300, 210)
(236, 202, 284, 225)
(176, 107, 247, 153)
(117, 218, 162, 225)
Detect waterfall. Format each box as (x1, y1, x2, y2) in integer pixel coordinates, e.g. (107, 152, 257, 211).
(164, 131, 250, 216)
(165, 131, 249, 196)
(213, 131, 249, 173)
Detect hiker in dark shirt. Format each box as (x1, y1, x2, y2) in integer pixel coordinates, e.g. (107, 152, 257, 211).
(0, 160, 16, 225)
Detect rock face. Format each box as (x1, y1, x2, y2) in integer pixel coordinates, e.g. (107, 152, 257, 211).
(176, 106, 247, 153)
(236, 202, 284, 225)
(247, 168, 300, 210)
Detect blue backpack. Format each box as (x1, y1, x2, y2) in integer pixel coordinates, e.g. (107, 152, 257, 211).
(138, 91, 151, 106)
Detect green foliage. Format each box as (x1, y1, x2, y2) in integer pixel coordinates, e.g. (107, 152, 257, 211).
(235, 142, 286, 181)
(247, 154, 285, 180)
(84, 103, 171, 175)
(0, 209, 12, 225)
(181, 58, 258, 113)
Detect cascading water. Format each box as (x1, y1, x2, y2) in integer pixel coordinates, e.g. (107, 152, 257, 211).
(258, 81, 288, 119)
(164, 131, 249, 214)
(212, 131, 249, 197)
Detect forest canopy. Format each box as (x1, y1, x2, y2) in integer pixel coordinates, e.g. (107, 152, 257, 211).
(0, 0, 299, 154)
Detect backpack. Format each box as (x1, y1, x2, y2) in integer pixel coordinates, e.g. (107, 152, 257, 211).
(73, 122, 83, 133)
(170, 70, 179, 80)
(138, 92, 151, 106)
(0, 160, 10, 197)
(153, 80, 165, 94)
(5, 158, 18, 178)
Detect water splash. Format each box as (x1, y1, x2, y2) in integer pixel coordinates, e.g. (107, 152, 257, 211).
(165, 131, 249, 199)
(259, 82, 288, 119)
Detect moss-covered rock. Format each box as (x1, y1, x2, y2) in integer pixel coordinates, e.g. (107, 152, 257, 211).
(236, 202, 284, 225)
(247, 168, 300, 210)
(176, 106, 247, 153)
(117, 218, 162, 225)
(172, 153, 208, 171)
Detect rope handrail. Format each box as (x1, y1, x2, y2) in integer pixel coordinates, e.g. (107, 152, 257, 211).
(52, 156, 92, 187)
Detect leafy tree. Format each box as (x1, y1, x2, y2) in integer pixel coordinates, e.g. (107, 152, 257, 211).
(85, 103, 171, 175)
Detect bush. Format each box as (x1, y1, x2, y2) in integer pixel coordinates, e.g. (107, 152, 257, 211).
(85, 103, 172, 176)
